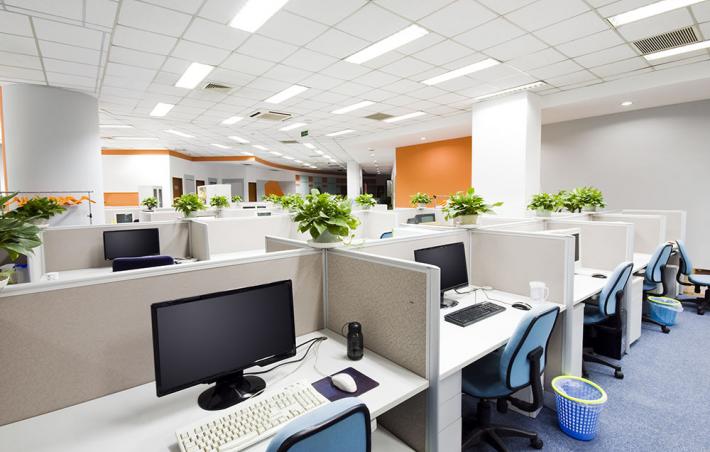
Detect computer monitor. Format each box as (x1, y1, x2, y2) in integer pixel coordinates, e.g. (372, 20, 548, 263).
(414, 242, 468, 308)
(573, 232, 580, 262)
(415, 213, 436, 223)
(103, 228, 160, 260)
(151, 280, 296, 411)
(257, 211, 271, 217)
(115, 213, 133, 223)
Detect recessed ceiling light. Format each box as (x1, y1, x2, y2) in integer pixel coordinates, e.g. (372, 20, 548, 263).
(113, 136, 159, 141)
(221, 116, 243, 125)
(295, 159, 303, 163)
(621, 101, 633, 107)
(229, 0, 289, 33)
(303, 143, 315, 149)
(331, 100, 375, 114)
(212, 144, 231, 149)
(241, 151, 254, 156)
(265, 85, 308, 104)
(175, 62, 214, 89)
(165, 129, 194, 138)
(284, 156, 295, 160)
(607, 0, 705, 27)
(644, 39, 710, 61)
(315, 150, 324, 155)
(269, 151, 283, 156)
(346, 24, 428, 64)
(150, 102, 174, 117)
(279, 121, 307, 131)
(474, 81, 547, 101)
(421, 58, 500, 85)
(326, 129, 355, 137)
(383, 111, 426, 123)
(99, 124, 133, 129)
(254, 145, 268, 150)
(228, 135, 250, 144)
(420, 137, 426, 141)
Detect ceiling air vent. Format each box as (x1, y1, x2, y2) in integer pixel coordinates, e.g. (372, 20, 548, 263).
(202, 82, 232, 92)
(632, 27, 698, 55)
(279, 140, 299, 144)
(250, 110, 292, 121)
(365, 112, 394, 121)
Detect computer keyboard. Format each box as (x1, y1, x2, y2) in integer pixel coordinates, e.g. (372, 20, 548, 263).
(176, 380, 328, 452)
(445, 302, 506, 327)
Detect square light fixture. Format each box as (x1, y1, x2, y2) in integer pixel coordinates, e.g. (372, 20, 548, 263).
(175, 62, 214, 89)
(346, 24, 428, 64)
(229, 135, 250, 144)
(221, 116, 243, 125)
(150, 102, 174, 117)
(383, 111, 426, 123)
(422, 58, 499, 85)
(254, 145, 268, 151)
(165, 129, 194, 138)
(279, 121, 307, 131)
(607, 0, 705, 27)
(332, 100, 375, 114)
(230, 0, 290, 33)
(303, 143, 315, 149)
(265, 85, 308, 104)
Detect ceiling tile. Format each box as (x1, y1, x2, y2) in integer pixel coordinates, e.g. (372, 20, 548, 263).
(43, 58, 97, 77)
(208, 68, 255, 87)
(118, 0, 191, 37)
(574, 44, 638, 68)
(319, 61, 371, 80)
(557, 30, 626, 59)
(5, 0, 83, 20)
(258, 11, 329, 46)
(453, 18, 526, 51)
(261, 64, 313, 83)
(302, 73, 347, 91)
(281, 48, 338, 72)
(109, 46, 166, 70)
(506, 0, 589, 32)
(615, 9, 694, 42)
(412, 39, 474, 66)
(509, 47, 568, 71)
(0, 51, 41, 69)
(238, 35, 299, 63)
(534, 11, 610, 46)
(112, 26, 177, 54)
(306, 29, 367, 62)
(161, 57, 192, 74)
(46, 72, 96, 89)
(33, 18, 104, 50)
(171, 40, 230, 66)
(374, 0, 455, 20)
(379, 56, 434, 78)
(142, 0, 204, 14)
(183, 18, 250, 51)
(105, 62, 157, 81)
(0, 10, 33, 36)
(692, 2, 710, 22)
(86, 0, 118, 27)
(477, 0, 537, 14)
(596, 0, 666, 18)
(545, 69, 598, 87)
(39, 40, 100, 64)
(0, 33, 38, 56)
(419, 0, 497, 37)
(699, 22, 710, 38)
(285, 0, 367, 25)
(484, 34, 548, 61)
(382, 78, 425, 94)
(529, 59, 584, 79)
(471, 64, 528, 83)
(0, 64, 45, 82)
(336, 3, 409, 41)
(222, 53, 275, 76)
(198, 0, 243, 24)
(589, 57, 649, 78)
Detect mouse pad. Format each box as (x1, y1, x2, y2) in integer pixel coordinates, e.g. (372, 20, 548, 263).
(312, 367, 380, 401)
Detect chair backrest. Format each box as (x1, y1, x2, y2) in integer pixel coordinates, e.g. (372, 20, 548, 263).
(675, 240, 693, 276)
(266, 397, 370, 452)
(599, 261, 634, 317)
(500, 306, 560, 390)
(379, 231, 393, 239)
(112, 255, 174, 272)
(644, 242, 673, 284)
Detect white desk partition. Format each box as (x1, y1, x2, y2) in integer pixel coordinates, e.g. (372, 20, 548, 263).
(547, 220, 634, 271)
(352, 210, 399, 239)
(481, 219, 545, 232)
(593, 213, 666, 254)
(621, 209, 686, 242)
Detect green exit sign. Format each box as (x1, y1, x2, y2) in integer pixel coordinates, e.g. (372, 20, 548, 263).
(300, 130, 309, 137)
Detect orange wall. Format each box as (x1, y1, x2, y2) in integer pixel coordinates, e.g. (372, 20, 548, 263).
(104, 192, 139, 206)
(395, 136, 472, 207)
(264, 180, 284, 196)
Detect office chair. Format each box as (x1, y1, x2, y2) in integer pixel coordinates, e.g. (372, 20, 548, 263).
(266, 397, 370, 452)
(461, 306, 560, 451)
(642, 242, 674, 333)
(582, 261, 633, 380)
(675, 240, 710, 315)
(379, 231, 393, 239)
(112, 255, 174, 272)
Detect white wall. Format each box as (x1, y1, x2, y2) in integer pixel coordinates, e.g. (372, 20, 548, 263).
(102, 154, 171, 206)
(541, 99, 710, 268)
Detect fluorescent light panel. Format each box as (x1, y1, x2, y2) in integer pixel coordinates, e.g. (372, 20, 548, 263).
(269, 151, 283, 156)
(303, 143, 315, 149)
(228, 135, 250, 144)
(150, 102, 174, 117)
(331, 100, 375, 114)
(644, 39, 710, 60)
(422, 58, 500, 85)
(241, 151, 254, 156)
(211, 144, 230, 149)
(175, 62, 214, 89)
(315, 150, 324, 155)
(284, 156, 295, 160)
(279, 121, 307, 131)
(254, 145, 268, 151)
(607, 0, 705, 27)
(383, 111, 426, 123)
(221, 116, 243, 125)
(165, 129, 194, 138)
(114, 136, 159, 141)
(474, 81, 546, 101)
(229, 0, 289, 33)
(99, 124, 133, 129)
(346, 25, 428, 64)
(265, 85, 308, 104)
(325, 129, 355, 137)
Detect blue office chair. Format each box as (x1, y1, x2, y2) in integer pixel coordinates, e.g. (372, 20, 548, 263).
(675, 240, 710, 315)
(266, 397, 370, 452)
(461, 305, 560, 451)
(642, 242, 674, 333)
(379, 231, 393, 239)
(582, 261, 633, 380)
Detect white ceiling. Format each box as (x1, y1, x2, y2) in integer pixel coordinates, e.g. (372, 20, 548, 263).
(0, 0, 709, 174)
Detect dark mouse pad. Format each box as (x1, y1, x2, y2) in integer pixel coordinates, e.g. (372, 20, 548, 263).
(312, 367, 380, 402)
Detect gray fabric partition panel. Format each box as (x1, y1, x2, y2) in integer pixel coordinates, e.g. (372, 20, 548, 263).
(379, 390, 427, 452)
(0, 253, 323, 426)
(264, 237, 309, 253)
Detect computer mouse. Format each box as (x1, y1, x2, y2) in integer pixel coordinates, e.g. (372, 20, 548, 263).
(592, 273, 608, 279)
(512, 302, 532, 311)
(330, 373, 357, 393)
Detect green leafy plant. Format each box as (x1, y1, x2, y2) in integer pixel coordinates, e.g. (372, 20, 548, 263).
(172, 193, 206, 217)
(141, 196, 159, 211)
(410, 192, 433, 206)
(231, 195, 243, 203)
(280, 193, 304, 211)
(294, 189, 360, 241)
(0, 194, 42, 273)
(527, 192, 562, 212)
(558, 189, 583, 213)
(263, 194, 282, 203)
(210, 195, 230, 209)
(443, 187, 502, 220)
(577, 186, 606, 210)
(354, 193, 376, 208)
(8, 197, 65, 221)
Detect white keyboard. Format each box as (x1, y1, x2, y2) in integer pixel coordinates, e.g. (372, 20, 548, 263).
(176, 380, 329, 452)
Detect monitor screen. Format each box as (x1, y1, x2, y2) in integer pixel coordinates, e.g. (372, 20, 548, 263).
(103, 228, 160, 260)
(151, 280, 296, 397)
(115, 213, 133, 223)
(573, 233, 580, 262)
(414, 242, 469, 292)
(415, 213, 436, 223)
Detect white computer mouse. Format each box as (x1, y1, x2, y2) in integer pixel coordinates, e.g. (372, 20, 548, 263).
(330, 373, 357, 393)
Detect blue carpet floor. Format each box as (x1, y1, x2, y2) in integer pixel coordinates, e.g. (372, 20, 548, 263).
(464, 308, 710, 451)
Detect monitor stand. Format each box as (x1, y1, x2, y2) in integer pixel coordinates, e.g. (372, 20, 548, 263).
(198, 371, 266, 411)
(441, 294, 459, 309)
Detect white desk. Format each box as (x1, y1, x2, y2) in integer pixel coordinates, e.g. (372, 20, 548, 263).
(0, 330, 427, 452)
(633, 252, 652, 272)
(573, 274, 608, 304)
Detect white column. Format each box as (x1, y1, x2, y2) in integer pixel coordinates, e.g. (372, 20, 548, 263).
(471, 92, 541, 216)
(346, 160, 361, 199)
(2, 84, 104, 224)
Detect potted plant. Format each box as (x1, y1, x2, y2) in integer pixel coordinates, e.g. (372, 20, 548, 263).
(210, 195, 230, 217)
(7, 196, 66, 226)
(231, 195, 243, 205)
(578, 186, 606, 212)
(558, 189, 583, 213)
(141, 196, 159, 211)
(0, 193, 42, 288)
(172, 193, 206, 218)
(354, 193, 376, 210)
(294, 189, 360, 246)
(263, 194, 282, 207)
(280, 193, 304, 212)
(410, 192, 433, 209)
(527, 192, 562, 217)
(443, 187, 502, 225)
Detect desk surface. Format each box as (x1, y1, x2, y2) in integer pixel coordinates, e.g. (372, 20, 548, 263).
(573, 274, 607, 304)
(0, 330, 427, 452)
(633, 253, 652, 272)
(438, 289, 560, 379)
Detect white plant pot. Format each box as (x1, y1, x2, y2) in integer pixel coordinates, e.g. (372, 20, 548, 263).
(582, 206, 598, 212)
(216, 208, 224, 218)
(31, 218, 50, 227)
(308, 230, 342, 248)
(360, 205, 371, 210)
(417, 203, 427, 209)
(536, 210, 552, 217)
(0, 277, 9, 290)
(459, 214, 478, 225)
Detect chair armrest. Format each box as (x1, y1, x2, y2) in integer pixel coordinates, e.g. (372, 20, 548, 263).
(506, 346, 543, 413)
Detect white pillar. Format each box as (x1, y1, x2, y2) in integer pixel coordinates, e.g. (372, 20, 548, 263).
(2, 84, 104, 224)
(346, 160, 362, 199)
(471, 92, 541, 216)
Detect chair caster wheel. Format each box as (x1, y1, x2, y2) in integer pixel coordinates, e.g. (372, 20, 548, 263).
(614, 370, 624, 379)
(662, 326, 670, 334)
(531, 437, 543, 449)
(698, 309, 705, 316)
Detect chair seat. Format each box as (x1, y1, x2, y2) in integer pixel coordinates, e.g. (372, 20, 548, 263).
(583, 307, 607, 325)
(462, 348, 510, 399)
(643, 281, 658, 291)
(688, 274, 710, 286)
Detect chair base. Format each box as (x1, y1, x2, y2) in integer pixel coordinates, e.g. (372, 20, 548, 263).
(462, 398, 543, 452)
(642, 316, 671, 334)
(677, 288, 709, 315)
(582, 351, 624, 379)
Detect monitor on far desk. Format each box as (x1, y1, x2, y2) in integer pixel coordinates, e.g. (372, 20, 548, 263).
(414, 242, 468, 308)
(103, 228, 160, 260)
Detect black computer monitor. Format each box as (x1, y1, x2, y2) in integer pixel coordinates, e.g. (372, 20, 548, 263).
(414, 242, 468, 308)
(151, 280, 296, 411)
(115, 213, 133, 223)
(572, 233, 580, 262)
(415, 213, 436, 223)
(103, 228, 160, 260)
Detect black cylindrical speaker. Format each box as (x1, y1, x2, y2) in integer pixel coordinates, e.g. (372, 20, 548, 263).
(347, 322, 364, 360)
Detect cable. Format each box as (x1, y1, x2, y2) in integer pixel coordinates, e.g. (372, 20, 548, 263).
(244, 337, 327, 376)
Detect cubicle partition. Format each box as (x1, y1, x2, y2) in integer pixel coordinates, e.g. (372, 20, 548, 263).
(0, 249, 324, 426)
(352, 210, 399, 239)
(546, 219, 634, 271)
(592, 213, 666, 254)
(621, 209, 686, 242)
